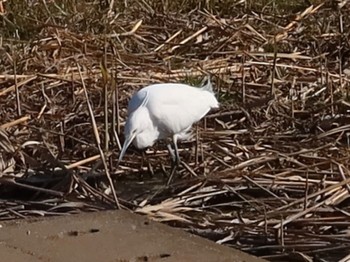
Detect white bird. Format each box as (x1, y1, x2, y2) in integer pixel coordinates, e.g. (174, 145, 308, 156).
(118, 78, 219, 166)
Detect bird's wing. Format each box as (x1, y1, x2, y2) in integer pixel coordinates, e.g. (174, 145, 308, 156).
(147, 86, 214, 134)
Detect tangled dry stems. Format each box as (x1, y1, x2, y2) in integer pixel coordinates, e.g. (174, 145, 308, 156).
(1, 0, 350, 260)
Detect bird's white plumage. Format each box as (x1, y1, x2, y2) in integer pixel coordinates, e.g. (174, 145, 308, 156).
(118, 79, 219, 163)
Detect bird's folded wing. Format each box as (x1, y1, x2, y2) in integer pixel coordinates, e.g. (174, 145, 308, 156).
(148, 97, 211, 134)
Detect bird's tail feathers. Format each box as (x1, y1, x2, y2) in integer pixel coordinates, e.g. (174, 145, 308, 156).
(201, 75, 213, 93)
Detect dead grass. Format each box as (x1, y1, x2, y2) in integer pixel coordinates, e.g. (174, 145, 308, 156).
(1, 0, 350, 261)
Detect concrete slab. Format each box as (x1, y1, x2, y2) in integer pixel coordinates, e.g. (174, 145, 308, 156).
(0, 210, 266, 262)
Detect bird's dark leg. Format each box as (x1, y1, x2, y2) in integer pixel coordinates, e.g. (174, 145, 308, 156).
(167, 164, 177, 186)
(166, 135, 181, 186)
(172, 134, 181, 166)
(166, 143, 176, 163)
(141, 150, 154, 177)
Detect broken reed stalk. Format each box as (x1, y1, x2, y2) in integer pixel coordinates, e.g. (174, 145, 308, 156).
(12, 45, 21, 116)
(241, 52, 246, 104)
(77, 63, 120, 209)
(102, 37, 110, 152)
(270, 34, 278, 98)
(112, 62, 121, 151)
(0, 115, 30, 129)
(0, 177, 64, 197)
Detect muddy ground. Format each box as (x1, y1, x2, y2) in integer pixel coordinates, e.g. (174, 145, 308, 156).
(0, 210, 266, 262)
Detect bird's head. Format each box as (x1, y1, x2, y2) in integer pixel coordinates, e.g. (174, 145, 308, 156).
(118, 106, 156, 163)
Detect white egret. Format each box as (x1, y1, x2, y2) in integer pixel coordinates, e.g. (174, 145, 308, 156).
(118, 78, 219, 168)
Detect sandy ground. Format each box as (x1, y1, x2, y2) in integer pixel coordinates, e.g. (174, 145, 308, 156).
(0, 210, 266, 262)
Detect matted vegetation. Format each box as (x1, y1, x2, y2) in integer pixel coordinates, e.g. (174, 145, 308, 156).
(1, 0, 350, 261)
